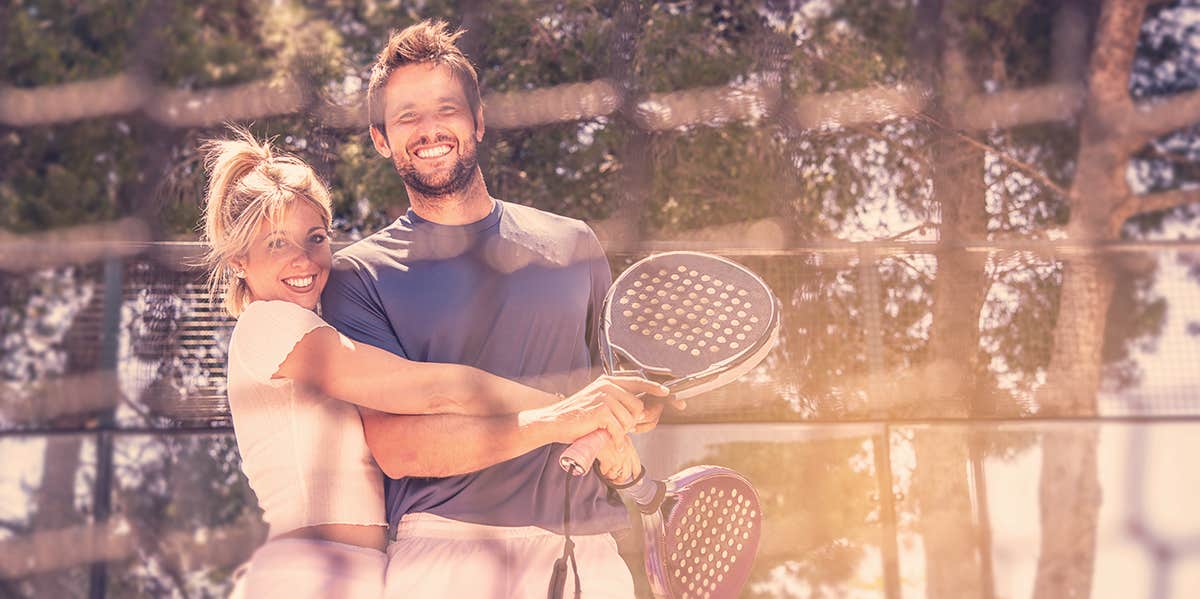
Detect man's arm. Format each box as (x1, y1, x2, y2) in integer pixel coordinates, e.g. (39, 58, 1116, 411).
(322, 255, 663, 478)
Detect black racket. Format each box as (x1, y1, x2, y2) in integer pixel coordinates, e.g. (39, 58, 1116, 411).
(559, 251, 781, 475)
(617, 465, 763, 599)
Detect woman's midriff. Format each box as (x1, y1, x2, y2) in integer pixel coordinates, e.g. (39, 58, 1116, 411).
(276, 523, 387, 551)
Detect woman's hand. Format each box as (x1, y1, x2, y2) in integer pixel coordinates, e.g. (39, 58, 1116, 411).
(530, 375, 668, 444)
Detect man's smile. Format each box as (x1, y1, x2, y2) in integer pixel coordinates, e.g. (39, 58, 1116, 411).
(414, 143, 454, 159)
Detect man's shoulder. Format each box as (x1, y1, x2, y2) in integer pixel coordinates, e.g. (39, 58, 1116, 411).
(500, 201, 598, 242)
(332, 220, 408, 270)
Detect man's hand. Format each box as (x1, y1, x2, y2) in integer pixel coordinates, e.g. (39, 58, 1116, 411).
(521, 375, 668, 444)
(595, 432, 641, 486)
(593, 389, 686, 484)
(629, 394, 687, 434)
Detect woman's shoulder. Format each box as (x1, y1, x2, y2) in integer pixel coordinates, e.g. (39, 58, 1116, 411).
(232, 300, 328, 349)
(229, 300, 332, 384)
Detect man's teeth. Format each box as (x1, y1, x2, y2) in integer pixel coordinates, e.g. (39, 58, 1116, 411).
(284, 276, 314, 288)
(416, 145, 452, 158)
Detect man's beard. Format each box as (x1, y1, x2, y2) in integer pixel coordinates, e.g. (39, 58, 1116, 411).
(394, 146, 477, 198)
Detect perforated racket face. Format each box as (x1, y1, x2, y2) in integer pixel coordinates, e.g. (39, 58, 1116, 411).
(605, 252, 777, 380)
(661, 469, 762, 599)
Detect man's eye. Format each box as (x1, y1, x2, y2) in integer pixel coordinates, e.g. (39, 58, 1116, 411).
(439, 105, 456, 114)
(397, 113, 417, 123)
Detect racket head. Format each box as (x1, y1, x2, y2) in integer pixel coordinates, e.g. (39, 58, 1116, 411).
(602, 252, 780, 398)
(651, 466, 763, 599)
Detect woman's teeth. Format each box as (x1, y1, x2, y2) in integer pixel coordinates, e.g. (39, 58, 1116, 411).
(284, 276, 314, 289)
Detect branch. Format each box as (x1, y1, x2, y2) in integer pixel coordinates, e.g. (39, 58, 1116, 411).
(789, 85, 928, 130)
(0, 74, 304, 127)
(958, 84, 1085, 131)
(1130, 88, 1200, 141)
(1111, 186, 1200, 233)
(916, 113, 1071, 198)
(1133, 187, 1200, 215)
(485, 80, 622, 129)
(1086, 0, 1147, 108)
(0, 218, 150, 272)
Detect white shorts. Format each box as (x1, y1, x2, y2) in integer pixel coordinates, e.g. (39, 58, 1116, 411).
(233, 538, 386, 599)
(383, 513, 635, 599)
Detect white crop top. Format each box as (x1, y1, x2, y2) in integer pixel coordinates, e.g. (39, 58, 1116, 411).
(226, 300, 386, 538)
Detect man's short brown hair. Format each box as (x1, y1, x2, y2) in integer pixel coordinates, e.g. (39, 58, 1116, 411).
(367, 20, 482, 136)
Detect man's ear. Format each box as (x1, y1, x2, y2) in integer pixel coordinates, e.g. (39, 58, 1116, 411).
(474, 106, 486, 142)
(370, 125, 393, 158)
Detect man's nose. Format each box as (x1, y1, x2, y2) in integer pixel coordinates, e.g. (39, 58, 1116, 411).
(414, 117, 450, 140)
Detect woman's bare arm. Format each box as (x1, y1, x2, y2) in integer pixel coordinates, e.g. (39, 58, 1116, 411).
(273, 326, 559, 416)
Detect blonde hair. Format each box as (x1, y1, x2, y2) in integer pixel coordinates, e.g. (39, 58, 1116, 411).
(200, 126, 333, 317)
(367, 19, 482, 135)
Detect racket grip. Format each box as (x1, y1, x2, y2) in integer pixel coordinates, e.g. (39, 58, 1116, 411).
(618, 476, 661, 509)
(558, 430, 609, 476)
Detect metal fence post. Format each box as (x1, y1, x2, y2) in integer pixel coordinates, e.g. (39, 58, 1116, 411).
(89, 256, 123, 599)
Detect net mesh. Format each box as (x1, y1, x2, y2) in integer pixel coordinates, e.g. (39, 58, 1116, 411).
(3, 244, 1198, 433)
(4, 2, 1200, 598)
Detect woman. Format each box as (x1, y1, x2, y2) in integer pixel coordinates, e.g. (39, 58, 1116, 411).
(201, 127, 659, 598)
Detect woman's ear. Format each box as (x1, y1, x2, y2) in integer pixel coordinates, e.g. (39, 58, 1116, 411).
(229, 257, 248, 278)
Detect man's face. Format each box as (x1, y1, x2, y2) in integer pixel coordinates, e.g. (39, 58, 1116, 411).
(371, 63, 484, 198)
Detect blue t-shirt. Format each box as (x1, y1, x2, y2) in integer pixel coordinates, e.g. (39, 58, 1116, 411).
(320, 200, 626, 535)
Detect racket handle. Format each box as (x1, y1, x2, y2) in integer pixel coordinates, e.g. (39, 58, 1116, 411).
(558, 430, 609, 475)
(617, 476, 663, 510)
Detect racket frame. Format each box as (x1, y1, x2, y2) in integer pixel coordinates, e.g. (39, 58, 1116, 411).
(623, 465, 763, 599)
(559, 252, 781, 476)
(599, 252, 781, 399)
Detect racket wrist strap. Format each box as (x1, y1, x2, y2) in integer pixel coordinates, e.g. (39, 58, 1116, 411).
(607, 465, 646, 489)
(549, 473, 582, 599)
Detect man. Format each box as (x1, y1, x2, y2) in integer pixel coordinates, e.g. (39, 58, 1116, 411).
(321, 19, 670, 598)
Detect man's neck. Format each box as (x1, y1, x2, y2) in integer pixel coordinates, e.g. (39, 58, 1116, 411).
(407, 171, 495, 225)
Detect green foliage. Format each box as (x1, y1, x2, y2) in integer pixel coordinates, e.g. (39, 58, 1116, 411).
(636, 1, 761, 92)
(1, 0, 141, 86)
(0, 123, 133, 232)
(824, 0, 914, 86)
(953, 0, 1057, 87)
(3, 3, 1196, 596)
(152, 0, 275, 86)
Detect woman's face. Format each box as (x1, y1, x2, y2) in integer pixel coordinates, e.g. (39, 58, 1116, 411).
(233, 202, 332, 311)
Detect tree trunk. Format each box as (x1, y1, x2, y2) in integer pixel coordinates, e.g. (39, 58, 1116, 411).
(908, 3, 991, 597)
(1032, 256, 1114, 599)
(27, 436, 85, 597)
(1031, 1, 1145, 595)
(912, 144, 990, 599)
(603, 0, 653, 249)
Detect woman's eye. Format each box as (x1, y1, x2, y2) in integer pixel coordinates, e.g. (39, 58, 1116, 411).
(268, 238, 288, 250)
(309, 233, 328, 245)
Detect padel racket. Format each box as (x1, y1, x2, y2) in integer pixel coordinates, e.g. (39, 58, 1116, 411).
(559, 251, 781, 475)
(617, 465, 763, 599)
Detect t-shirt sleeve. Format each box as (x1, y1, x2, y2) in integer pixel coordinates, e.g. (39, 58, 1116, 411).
(321, 254, 409, 359)
(234, 301, 332, 384)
